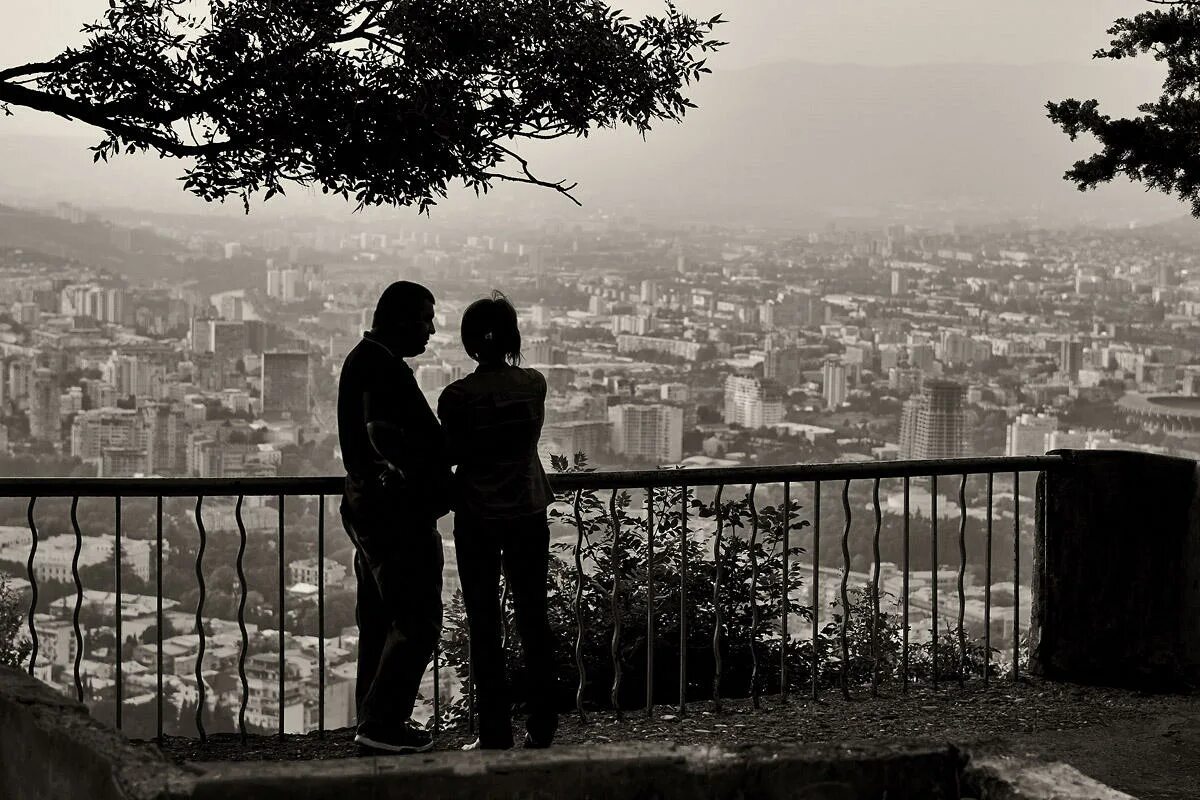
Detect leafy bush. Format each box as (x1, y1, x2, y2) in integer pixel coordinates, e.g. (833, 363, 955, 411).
(0, 574, 32, 670)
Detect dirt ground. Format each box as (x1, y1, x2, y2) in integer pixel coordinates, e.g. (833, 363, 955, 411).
(149, 678, 1200, 799)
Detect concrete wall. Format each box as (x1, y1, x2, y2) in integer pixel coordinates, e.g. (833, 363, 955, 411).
(1032, 449, 1200, 690)
(0, 665, 192, 800)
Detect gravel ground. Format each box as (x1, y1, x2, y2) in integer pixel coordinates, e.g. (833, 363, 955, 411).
(150, 677, 1194, 770)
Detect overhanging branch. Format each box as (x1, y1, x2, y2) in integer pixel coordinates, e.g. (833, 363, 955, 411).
(0, 51, 94, 82)
(0, 81, 240, 156)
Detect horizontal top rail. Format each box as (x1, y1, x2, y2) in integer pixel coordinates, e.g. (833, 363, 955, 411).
(0, 476, 345, 497)
(0, 456, 1063, 497)
(547, 455, 1063, 490)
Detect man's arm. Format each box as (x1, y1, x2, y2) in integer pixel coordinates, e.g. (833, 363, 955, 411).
(369, 363, 448, 481)
(366, 421, 407, 477)
(362, 358, 408, 478)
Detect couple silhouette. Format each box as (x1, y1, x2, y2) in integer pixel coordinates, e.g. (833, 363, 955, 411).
(337, 281, 558, 754)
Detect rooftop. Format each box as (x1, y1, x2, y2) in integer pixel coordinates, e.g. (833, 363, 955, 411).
(1117, 392, 1200, 418)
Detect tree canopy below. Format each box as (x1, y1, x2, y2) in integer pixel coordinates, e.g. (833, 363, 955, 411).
(1048, 0, 1200, 215)
(0, 0, 724, 213)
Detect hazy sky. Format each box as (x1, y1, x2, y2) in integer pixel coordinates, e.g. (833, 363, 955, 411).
(0, 0, 1178, 222)
(0, 0, 1161, 135)
(2, 0, 1157, 69)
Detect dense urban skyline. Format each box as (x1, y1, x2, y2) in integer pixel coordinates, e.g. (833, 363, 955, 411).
(4, 192, 1194, 733)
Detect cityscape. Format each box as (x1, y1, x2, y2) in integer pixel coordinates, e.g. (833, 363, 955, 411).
(3, 197, 1197, 736)
(5, 0, 1200, 795)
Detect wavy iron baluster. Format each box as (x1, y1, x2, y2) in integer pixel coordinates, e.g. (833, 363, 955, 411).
(235, 495, 249, 743)
(931, 475, 939, 689)
(678, 485, 689, 715)
(958, 474, 968, 687)
(645, 487, 655, 718)
(318, 493, 326, 737)
(571, 488, 587, 722)
(1013, 472, 1020, 682)
(467, 638, 475, 737)
(811, 482, 820, 702)
(500, 577, 510, 652)
(984, 473, 994, 686)
(780, 481, 790, 705)
(432, 644, 440, 734)
(194, 495, 207, 742)
(839, 479, 851, 701)
(70, 496, 83, 703)
(609, 488, 623, 717)
(871, 478, 881, 698)
(748, 483, 761, 710)
(26, 497, 38, 676)
(711, 484, 725, 709)
(114, 496, 123, 730)
(277, 494, 285, 740)
(156, 496, 163, 741)
(902, 477, 910, 693)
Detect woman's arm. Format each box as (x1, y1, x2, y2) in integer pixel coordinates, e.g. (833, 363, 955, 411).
(436, 386, 466, 467)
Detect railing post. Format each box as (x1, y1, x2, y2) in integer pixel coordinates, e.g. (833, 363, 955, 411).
(1033, 449, 1200, 689)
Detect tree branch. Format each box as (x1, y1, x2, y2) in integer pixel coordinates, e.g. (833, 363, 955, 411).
(0, 51, 94, 82)
(0, 81, 240, 156)
(491, 142, 581, 203)
(482, 169, 582, 205)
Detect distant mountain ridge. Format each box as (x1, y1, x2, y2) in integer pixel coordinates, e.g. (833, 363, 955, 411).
(0, 60, 1188, 227)
(0, 203, 134, 268)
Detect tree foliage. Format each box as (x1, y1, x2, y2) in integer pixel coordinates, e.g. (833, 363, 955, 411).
(1048, 1, 1200, 215)
(0, 0, 724, 212)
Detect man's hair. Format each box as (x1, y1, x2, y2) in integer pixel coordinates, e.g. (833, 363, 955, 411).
(461, 291, 522, 365)
(372, 281, 435, 331)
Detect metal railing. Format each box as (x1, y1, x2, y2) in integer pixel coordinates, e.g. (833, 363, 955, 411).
(0, 455, 1061, 744)
(4, 477, 339, 743)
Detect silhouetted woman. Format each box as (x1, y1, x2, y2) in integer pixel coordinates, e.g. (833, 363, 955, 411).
(437, 292, 558, 750)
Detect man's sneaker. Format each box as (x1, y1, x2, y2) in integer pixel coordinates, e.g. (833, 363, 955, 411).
(355, 720, 434, 754)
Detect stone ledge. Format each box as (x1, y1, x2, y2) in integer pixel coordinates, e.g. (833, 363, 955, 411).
(1, 664, 1134, 800)
(964, 754, 1136, 800)
(187, 740, 963, 800)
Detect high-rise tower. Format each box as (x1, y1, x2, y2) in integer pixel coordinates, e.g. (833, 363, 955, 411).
(898, 379, 966, 459)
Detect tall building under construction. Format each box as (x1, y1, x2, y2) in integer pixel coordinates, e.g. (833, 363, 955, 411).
(898, 379, 967, 459)
(260, 351, 311, 422)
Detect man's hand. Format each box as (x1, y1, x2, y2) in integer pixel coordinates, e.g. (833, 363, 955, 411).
(378, 465, 408, 492)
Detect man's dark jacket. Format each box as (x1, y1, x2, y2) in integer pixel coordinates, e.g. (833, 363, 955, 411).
(338, 333, 451, 527)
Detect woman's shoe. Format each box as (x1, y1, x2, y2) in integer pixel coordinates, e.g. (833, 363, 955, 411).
(524, 713, 557, 749)
(461, 736, 512, 751)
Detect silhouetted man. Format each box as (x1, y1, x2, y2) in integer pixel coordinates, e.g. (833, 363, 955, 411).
(338, 280, 450, 753)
